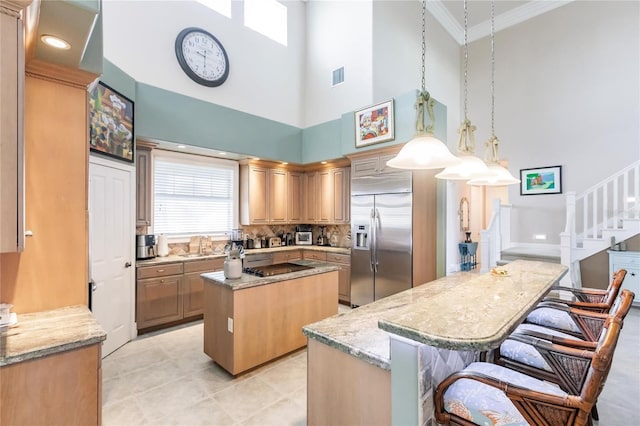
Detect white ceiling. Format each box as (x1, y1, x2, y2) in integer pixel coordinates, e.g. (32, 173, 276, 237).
(429, 0, 575, 44)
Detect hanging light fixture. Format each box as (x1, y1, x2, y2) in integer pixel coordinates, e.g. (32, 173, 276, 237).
(386, 0, 460, 170)
(435, 0, 489, 181)
(468, 0, 520, 186)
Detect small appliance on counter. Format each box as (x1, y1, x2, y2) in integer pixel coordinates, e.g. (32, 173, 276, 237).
(317, 226, 329, 246)
(136, 234, 157, 260)
(268, 237, 282, 248)
(295, 225, 313, 245)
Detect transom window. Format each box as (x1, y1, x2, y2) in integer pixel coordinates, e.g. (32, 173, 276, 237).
(153, 151, 238, 238)
(244, 0, 287, 46)
(196, 0, 232, 18)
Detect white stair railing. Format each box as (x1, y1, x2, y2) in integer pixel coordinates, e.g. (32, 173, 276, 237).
(561, 160, 640, 286)
(480, 199, 503, 273)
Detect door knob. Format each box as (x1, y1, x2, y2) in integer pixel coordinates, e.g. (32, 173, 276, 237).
(125, 262, 132, 268)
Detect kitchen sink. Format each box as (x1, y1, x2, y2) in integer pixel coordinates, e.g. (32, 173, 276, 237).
(179, 253, 206, 258)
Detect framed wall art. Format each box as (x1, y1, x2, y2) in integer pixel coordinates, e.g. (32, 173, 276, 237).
(354, 100, 394, 148)
(89, 81, 135, 163)
(520, 165, 562, 195)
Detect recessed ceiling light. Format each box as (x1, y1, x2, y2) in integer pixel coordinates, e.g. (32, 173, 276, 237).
(321, 161, 327, 165)
(41, 35, 71, 50)
(218, 152, 227, 156)
(282, 162, 288, 165)
(252, 157, 261, 161)
(176, 144, 186, 149)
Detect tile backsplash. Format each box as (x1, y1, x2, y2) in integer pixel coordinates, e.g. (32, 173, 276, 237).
(143, 224, 352, 256)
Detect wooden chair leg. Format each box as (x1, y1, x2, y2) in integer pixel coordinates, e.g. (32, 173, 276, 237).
(591, 403, 599, 421)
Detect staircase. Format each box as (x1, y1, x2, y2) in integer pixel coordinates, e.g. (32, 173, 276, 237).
(480, 161, 640, 284)
(560, 160, 640, 286)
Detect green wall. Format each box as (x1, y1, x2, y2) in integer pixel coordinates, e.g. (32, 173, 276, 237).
(101, 60, 448, 165)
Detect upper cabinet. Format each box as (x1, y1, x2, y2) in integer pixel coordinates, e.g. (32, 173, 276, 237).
(0, 5, 25, 253)
(136, 145, 152, 227)
(240, 160, 350, 226)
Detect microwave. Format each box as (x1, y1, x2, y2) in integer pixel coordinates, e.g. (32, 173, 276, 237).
(295, 231, 313, 245)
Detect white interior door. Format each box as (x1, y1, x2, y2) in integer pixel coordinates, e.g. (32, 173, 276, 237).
(89, 158, 135, 357)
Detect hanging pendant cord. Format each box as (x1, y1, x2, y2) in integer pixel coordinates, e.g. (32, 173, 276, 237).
(421, 0, 426, 92)
(484, 0, 499, 162)
(463, 0, 468, 121)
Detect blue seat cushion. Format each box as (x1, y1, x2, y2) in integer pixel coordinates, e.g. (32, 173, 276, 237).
(499, 324, 587, 372)
(526, 307, 581, 334)
(443, 362, 567, 426)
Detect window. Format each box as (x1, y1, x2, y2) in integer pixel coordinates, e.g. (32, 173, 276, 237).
(244, 0, 287, 46)
(196, 0, 232, 18)
(153, 151, 238, 237)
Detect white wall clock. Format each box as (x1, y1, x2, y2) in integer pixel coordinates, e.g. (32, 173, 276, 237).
(175, 27, 229, 87)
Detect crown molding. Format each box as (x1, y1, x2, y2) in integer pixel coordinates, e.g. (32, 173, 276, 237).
(425, 1, 464, 45)
(429, 0, 575, 45)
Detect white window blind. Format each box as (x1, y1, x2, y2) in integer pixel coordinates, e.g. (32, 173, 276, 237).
(153, 152, 238, 237)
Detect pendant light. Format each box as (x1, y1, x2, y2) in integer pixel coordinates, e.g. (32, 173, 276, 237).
(468, 0, 519, 186)
(386, 0, 460, 170)
(435, 0, 489, 181)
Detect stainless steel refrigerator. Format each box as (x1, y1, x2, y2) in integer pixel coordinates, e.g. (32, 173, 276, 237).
(350, 172, 412, 307)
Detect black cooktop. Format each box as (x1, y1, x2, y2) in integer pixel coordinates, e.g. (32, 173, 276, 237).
(243, 263, 313, 277)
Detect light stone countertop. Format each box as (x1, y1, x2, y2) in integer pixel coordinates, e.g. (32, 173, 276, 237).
(201, 260, 341, 290)
(378, 260, 567, 351)
(303, 260, 567, 369)
(136, 245, 350, 267)
(0, 305, 106, 367)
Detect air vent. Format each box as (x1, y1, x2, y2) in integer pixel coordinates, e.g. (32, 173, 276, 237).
(332, 67, 344, 86)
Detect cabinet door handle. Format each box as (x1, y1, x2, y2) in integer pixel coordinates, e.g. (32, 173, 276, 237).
(160, 279, 165, 283)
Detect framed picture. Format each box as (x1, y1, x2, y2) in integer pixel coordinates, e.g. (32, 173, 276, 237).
(89, 81, 134, 163)
(520, 165, 562, 195)
(354, 100, 394, 148)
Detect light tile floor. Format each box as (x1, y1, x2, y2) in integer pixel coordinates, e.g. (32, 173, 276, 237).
(103, 307, 640, 425)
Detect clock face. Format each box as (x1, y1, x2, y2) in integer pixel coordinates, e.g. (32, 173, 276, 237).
(175, 28, 229, 87)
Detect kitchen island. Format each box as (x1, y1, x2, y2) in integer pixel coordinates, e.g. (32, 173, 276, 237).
(303, 260, 568, 425)
(202, 260, 340, 375)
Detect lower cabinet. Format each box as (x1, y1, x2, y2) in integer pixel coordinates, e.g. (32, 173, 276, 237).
(136, 274, 183, 329)
(327, 252, 351, 305)
(608, 250, 639, 306)
(304, 249, 351, 305)
(1, 344, 102, 425)
(136, 258, 223, 331)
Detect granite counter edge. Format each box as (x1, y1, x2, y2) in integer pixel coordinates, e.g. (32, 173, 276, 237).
(302, 327, 391, 371)
(0, 334, 106, 367)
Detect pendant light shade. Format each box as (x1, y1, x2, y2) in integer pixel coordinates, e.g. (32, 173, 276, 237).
(386, 0, 458, 171)
(386, 131, 461, 170)
(467, 162, 520, 186)
(435, 153, 490, 180)
(436, 0, 489, 181)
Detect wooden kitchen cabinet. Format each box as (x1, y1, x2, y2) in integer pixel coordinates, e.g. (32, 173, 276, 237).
(303, 250, 327, 262)
(318, 170, 333, 223)
(288, 171, 304, 223)
(273, 249, 303, 263)
(136, 145, 152, 227)
(332, 167, 350, 224)
(183, 258, 223, 317)
(327, 252, 351, 305)
(136, 262, 184, 329)
(269, 168, 288, 223)
(0, 7, 25, 253)
(137, 274, 183, 329)
(304, 172, 319, 222)
(240, 164, 269, 225)
(351, 153, 397, 177)
(1, 344, 102, 426)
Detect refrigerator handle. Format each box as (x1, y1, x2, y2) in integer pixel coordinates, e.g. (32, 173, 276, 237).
(369, 208, 375, 272)
(374, 209, 380, 273)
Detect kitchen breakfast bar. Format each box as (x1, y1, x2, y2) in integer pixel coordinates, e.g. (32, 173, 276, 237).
(303, 260, 568, 425)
